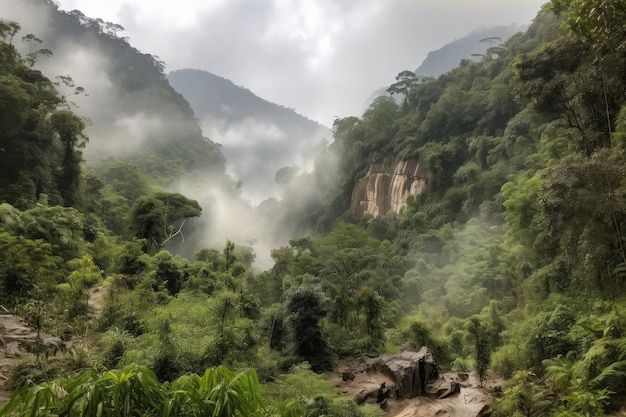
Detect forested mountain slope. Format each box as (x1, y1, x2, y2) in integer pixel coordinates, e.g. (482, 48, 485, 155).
(2, 0, 626, 416)
(278, 1, 626, 412)
(0, 0, 257, 262)
(0, 0, 227, 186)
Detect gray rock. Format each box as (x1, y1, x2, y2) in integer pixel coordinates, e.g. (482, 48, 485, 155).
(369, 346, 437, 399)
(426, 378, 461, 399)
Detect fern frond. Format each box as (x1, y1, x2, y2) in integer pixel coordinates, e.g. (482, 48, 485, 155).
(589, 359, 626, 389)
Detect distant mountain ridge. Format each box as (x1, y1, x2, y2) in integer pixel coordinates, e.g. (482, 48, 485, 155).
(168, 69, 330, 203)
(168, 69, 325, 131)
(363, 24, 525, 110)
(415, 24, 525, 76)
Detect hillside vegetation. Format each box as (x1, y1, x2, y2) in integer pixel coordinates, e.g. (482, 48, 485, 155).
(1, 0, 626, 416)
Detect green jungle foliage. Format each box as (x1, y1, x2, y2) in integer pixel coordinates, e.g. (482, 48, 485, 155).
(2, 0, 626, 415)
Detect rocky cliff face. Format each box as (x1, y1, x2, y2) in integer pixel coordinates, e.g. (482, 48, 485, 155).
(350, 159, 428, 218)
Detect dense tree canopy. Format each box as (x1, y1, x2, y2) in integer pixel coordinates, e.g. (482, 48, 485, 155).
(3, 0, 626, 416)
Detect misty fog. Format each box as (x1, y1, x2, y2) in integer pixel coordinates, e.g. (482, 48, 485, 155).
(200, 117, 329, 204)
(0, 0, 340, 268)
(0, 0, 539, 269)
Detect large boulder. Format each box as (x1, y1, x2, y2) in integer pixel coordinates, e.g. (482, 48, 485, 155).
(369, 346, 437, 399)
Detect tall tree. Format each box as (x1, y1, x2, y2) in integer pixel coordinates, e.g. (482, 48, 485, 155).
(50, 110, 87, 206)
(129, 192, 201, 252)
(286, 285, 331, 371)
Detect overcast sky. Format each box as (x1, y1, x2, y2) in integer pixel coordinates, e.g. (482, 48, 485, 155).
(56, 0, 546, 126)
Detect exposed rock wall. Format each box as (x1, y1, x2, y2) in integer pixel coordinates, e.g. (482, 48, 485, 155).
(350, 159, 428, 218)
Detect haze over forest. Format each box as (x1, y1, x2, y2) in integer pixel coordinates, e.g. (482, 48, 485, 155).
(2, 0, 626, 416)
(0, 0, 546, 264)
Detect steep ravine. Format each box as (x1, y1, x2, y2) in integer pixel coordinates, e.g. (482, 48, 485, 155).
(350, 159, 428, 218)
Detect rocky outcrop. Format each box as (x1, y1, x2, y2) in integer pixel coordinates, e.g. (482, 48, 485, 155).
(332, 348, 495, 417)
(369, 346, 438, 399)
(350, 159, 428, 219)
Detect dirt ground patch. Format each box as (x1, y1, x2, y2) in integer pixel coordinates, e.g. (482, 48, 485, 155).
(330, 356, 499, 417)
(88, 286, 110, 314)
(0, 287, 108, 404)
(0, 314, 38, 403)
